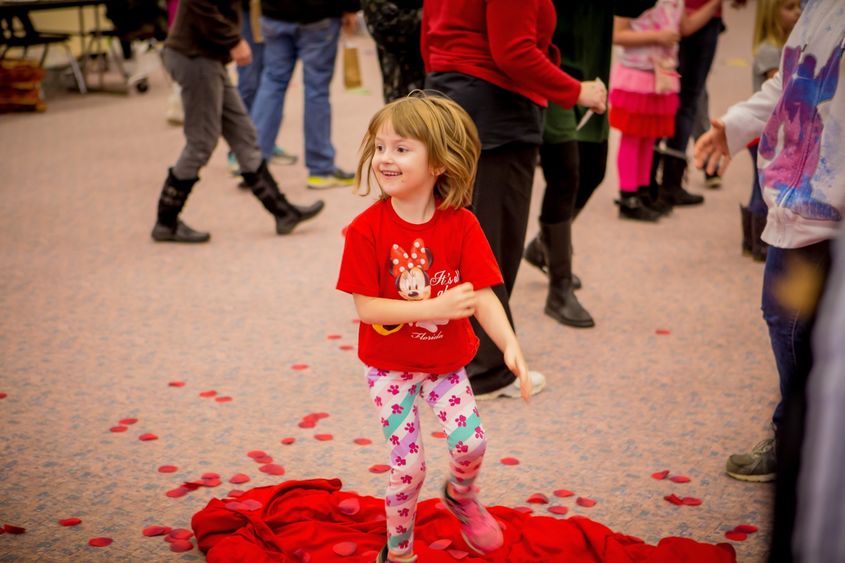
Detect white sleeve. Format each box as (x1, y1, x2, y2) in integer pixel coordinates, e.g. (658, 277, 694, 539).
(722, 70, 783, 155)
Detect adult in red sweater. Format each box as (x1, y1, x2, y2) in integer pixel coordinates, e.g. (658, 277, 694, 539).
(422, 0, 607, 399)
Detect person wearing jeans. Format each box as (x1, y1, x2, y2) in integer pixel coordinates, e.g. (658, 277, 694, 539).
(250, 1, 359, 190)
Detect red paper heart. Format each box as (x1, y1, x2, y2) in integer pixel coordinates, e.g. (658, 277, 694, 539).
(142, 525, 171, 536)
(167, 529, 193, 540)
(0, 392, 7, 399)
(314, 434, 333, 441)
(681, 497, 702, 506)
(201, 472, 220, 480)
(353, 438, 372, 445)
(725, 531, 747, 541)
(241, 499, 263, 511)
(227, 490, 244, 498)
(669, 475, 691, 483)
(88, 537, 112, 547)
(651, 470, 670, 480)
(202, 478, 222, 487)
(553, 489, 575, 498)
(327, 334, 342, 340)
(58, 518, 82, 526)
(215, 396, 233, 403)
(165, 487, 189, 498)
(259, 464, 285, 475)
(431, 431, 447, 439)
(500, 457, 520, 465)
(338, 498, 360, 515)
(655, 328, 671, 335)
(332, 541, 357, 556)
(548, 506, 569, 515)
(291, 364, 309, 371)
(526, 493, 549, 504)
(3, 524, 25, 534)
(513, 506, 533, 514)
(199, 390, 217, 398)
(339, 345, 355, 351)
(429, 538, 452, 550)
(298, 420, 316, 428)
(138, 433, 158, 441)
(110, 426, 128, 433)
(447, 549, 469, 559)
(576, 497, 596, 507)
(311, 412, 330, 419)
(168, 381, 185, 387)
(169, 540, 194, 552)
(663, 494, 684, 505)
(369, 464, 390, 473)
(119, 418, 138, 425)
(281, 437, 296, 445)
(158, 465, 178, 473)
(254, 455, 274, 464)
(247, 450, 267, 458)
(229, 473, 250, 484)
(734, 524, 758, 534)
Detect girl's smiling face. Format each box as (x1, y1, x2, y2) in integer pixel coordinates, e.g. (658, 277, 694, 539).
(779, 0, 801, 36)
(372, 122, 440, 202)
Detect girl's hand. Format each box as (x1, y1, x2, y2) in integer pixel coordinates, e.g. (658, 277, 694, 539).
(230, 39, 252, 66)
(504, 342, 531, 403)
(434, 282, 476, 319)
(655, 28, 681, 48)
(577, 80, 607, 114)
(693, 119, 731, 176)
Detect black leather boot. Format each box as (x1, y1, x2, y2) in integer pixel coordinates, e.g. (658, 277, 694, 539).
(751, 212, 768, 262)
(740, 205, 753, 256)
(659, 153, 704, 206)
(542, 221, 594, 328)
(242, 161, 325, 235)
(638, 186, 672, 216)
(523, 232, 581, 289)
(151, 168, 210, 243)
(617, 192, 661, 222)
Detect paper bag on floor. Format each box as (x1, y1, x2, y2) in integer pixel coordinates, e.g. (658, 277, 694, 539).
(342, 44, 362, 90)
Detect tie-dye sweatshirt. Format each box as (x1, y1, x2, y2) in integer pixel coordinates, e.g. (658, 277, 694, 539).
(722, 0, 844, 249)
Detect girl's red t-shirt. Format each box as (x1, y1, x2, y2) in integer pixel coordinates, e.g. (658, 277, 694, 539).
(337, 199, 503, 374)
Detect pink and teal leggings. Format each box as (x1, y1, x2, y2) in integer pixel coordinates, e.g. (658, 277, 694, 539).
(367, 366, 488, 555)
(617, 134, 656, 192)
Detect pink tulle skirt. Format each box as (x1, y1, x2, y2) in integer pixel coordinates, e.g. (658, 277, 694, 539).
(609, 63, 679, 137)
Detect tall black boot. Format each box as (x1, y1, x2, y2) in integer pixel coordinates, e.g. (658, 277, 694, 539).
(751, 212, 768, 262)
(740, 205, 753, 256)
(542, 221, 594, 328)
(242, 161, 325, 235)
(151, 168, 210, 243)
(617, 192, 661, 222)
(523, 230, 581, 289)
(638, 186, 672, 216)
(659, 153, 704, 206)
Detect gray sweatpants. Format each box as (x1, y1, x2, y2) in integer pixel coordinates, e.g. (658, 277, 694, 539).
(162, 47, 262, 180)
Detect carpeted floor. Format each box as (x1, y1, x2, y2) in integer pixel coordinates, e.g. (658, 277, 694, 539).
(0, 4, 778, 562)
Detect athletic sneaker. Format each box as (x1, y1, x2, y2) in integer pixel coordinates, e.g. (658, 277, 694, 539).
(726, 437, 776, 482)
(704, 169, 722, 189)
(272, 145, 298, 165)
(475, 370, 546, 401)
(227, 152, 240, 176)
(307, 168, 355, 189)
(442, 482, 503, 554)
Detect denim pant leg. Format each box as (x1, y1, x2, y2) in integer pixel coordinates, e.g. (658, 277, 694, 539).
(762, 243, 831, 427)
(251, 17, 298, 161)
(236, 7, 265, 113)
(667, 18, 722, 153)
(297, 17, 341, 176)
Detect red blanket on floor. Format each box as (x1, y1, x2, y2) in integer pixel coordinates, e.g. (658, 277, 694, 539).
(191, 479, 736, 562)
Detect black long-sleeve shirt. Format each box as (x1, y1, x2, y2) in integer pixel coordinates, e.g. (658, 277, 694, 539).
(165, 0, 242, 62)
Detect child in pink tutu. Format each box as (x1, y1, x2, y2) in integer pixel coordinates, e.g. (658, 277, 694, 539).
(610, 0, 722, 221)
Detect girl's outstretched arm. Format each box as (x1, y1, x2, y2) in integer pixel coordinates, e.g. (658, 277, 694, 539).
(613, 16, 680, 48)
(353, 282, 477, 326)
(680, 0, 722, 36)
(473, 288, 532, 402)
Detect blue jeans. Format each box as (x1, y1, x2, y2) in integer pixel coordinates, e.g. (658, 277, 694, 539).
(237, 7, 264, 112)
(667, 17, 722, 153)
(250, 16, 341, 175)
(762, 242, 832, 427)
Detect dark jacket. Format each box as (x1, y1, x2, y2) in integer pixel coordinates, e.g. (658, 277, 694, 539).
(165, 0, 242, 63)
(261, 0, 360, 24)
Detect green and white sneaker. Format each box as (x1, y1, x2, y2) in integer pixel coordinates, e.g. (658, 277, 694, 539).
(307, 168, 355, 190)
(227, 152, 241, 176)
(726, 437, 776, 482)
(272, 145, 297, 165)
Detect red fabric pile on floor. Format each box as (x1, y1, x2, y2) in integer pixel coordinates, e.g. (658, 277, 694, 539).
(191, 478, 736, 562)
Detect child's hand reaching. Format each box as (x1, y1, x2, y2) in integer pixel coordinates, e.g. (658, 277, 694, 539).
(693, 119, 731, 176)
(578, 80, 607, 114)
(231, 39, 253, 66)
(434, 282, 477, 320)
(655, 28, 681, 48)
(504, 341, 531, 403)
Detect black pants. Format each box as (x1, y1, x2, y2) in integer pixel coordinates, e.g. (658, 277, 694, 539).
(539, 140, 609, 223)
(467, 142, 538, 394)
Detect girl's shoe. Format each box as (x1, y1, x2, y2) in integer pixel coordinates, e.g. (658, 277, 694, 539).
(271, 145, 298, 165)
(442, 483, 503, 554)
(376, 545, 417, 563)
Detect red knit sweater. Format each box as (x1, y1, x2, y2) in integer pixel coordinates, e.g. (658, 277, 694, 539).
(421, 0, 581, 108)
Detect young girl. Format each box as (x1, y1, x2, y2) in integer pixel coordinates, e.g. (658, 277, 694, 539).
(609, 0, 723, 221)
(337, 93, 532, 562)
(742, 0, 802, 260)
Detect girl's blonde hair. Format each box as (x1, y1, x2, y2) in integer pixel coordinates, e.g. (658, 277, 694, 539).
(355, 92, 481, 210)
(753, 0, 791, 53)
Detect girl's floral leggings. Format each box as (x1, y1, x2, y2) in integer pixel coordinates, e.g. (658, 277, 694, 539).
(367, 366, 488, 555)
